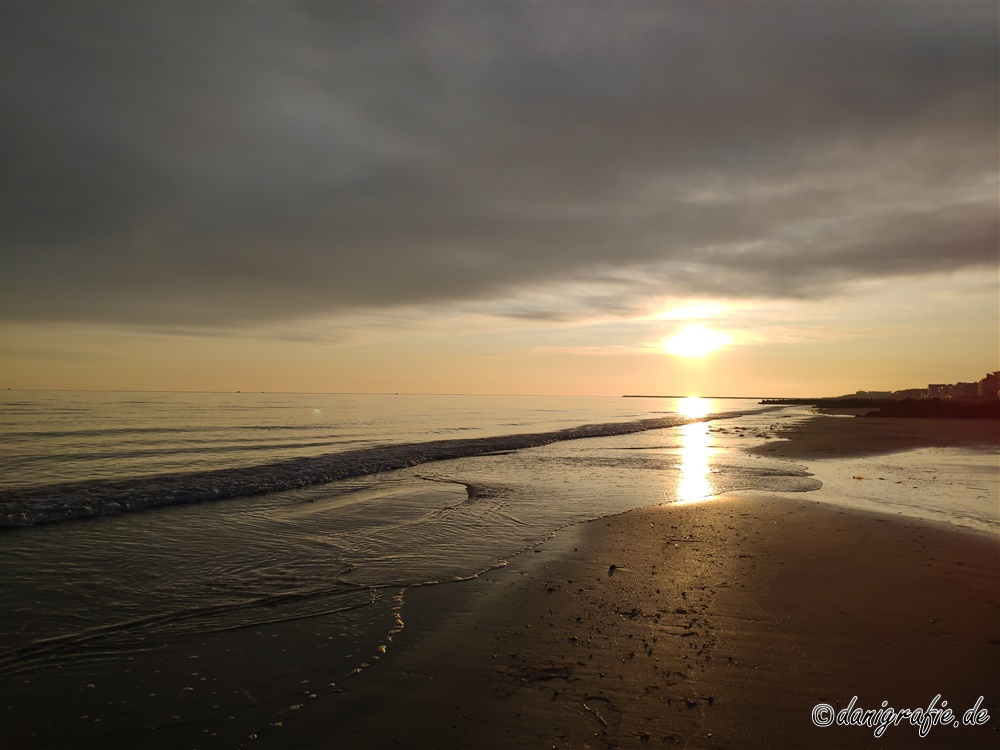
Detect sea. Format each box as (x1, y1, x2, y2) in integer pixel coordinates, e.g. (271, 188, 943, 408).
(0, 390, 993, 749)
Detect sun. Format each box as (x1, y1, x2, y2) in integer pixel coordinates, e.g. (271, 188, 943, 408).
(662, 324, 730, 358)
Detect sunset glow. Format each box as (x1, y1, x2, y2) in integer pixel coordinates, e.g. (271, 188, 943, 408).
(662, 325, 731, 359)
(1, 3, 995, 397)
(1, 7, 998, 750)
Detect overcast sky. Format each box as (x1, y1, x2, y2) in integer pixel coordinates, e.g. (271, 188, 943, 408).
(2, 1, 997, 394)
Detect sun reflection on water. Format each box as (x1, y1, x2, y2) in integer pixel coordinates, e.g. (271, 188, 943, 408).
(676, 420, 716, 503)
(677, 396, 711, 419)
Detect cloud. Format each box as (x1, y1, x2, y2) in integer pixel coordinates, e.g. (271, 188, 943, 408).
(2, 1, 996, 329)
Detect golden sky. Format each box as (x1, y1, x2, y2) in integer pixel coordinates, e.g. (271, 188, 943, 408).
(3, 3, 997, 396)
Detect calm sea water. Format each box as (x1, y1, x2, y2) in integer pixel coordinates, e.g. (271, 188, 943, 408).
(1, 391, 709, 491)
(0, 391, 814, 748)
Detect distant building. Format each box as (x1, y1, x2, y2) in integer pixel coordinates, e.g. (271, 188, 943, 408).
(980, 371, 1000, 399)
(928, 384, 946, 398)
(951, 382, 980, 399)
(852, 390, 893, 399)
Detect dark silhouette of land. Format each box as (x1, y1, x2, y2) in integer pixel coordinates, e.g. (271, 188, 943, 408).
(760, 397, 1000, 419)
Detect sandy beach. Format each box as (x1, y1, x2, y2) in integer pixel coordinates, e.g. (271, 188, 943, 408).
(247, 414, 999, 750)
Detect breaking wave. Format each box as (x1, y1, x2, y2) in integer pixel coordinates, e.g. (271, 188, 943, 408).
(1, 413, 736, 528)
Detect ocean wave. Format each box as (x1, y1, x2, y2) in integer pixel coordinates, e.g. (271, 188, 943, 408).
(2, 413, 756, 528)
(6, 423, 354, 441)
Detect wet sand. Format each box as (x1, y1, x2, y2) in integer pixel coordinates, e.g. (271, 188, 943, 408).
(752, 413, 999, 458)
(249, 416, 1000, 749)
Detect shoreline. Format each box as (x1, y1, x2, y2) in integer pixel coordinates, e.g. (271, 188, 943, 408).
(2, 405, 774, 529)
(750, 412, 999, 458)
(247, 415, 1000, 749)
(250, 495, 999, 749)
(3, 411, 997, 749)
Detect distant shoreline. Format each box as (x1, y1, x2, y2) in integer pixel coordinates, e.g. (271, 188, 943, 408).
(760, 396, 1000, 419)
(622, 394, 764, 399)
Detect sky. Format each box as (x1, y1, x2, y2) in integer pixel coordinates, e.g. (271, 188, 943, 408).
(2, 1, 998, 397)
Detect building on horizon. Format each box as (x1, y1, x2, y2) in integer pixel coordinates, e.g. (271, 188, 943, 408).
(927, 373, 999, 400)
(950, 382, 980, 399)
(980, 371, 1000, 399)
(893, 388, 927, 400)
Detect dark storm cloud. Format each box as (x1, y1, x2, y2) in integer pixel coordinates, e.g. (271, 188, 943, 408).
(2, 1, 997, 327)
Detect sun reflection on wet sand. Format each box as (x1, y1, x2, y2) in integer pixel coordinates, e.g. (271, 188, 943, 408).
(676, 420, 716, 503)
